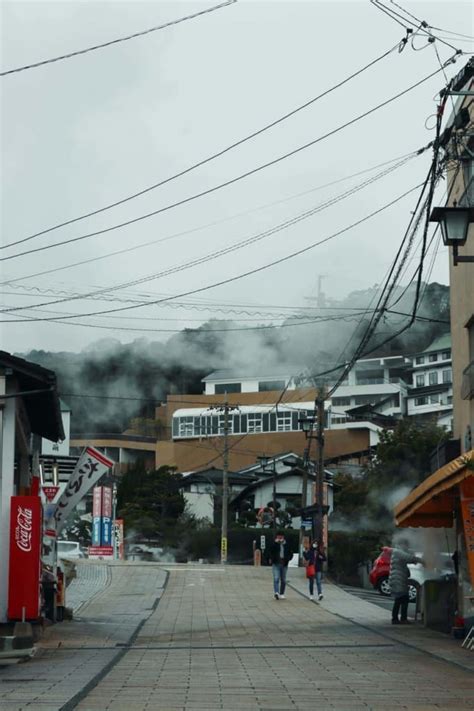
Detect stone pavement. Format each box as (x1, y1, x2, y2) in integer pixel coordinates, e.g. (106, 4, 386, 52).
(0, 560, 167, 711)
(1, 564, 473, 711)
(288, 568, 474, 674)
(76, 565, 473, 711)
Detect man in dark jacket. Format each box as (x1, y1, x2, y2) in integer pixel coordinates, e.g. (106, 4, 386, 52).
(268, 531, 294, 599)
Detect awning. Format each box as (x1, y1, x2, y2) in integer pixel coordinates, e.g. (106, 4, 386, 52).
(394, 449, 474, 528)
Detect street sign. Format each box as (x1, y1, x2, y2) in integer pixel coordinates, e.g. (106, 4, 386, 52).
(88, 546, 113, 559)
(42, 485, 60, 502)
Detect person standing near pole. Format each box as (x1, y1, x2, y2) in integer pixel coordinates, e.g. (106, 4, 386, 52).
(303, 540, 326, 601)
(269, 531, 293, 600)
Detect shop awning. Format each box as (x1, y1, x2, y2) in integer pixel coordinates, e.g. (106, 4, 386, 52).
(394, 449, 474, 528)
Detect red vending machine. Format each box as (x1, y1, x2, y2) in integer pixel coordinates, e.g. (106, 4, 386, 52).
(7, 496, 42, 621)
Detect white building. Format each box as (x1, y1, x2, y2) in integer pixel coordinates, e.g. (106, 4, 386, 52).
(328, 355, 410, 423)
(406, 334, 453, 429)
(202, 367, 301, 396)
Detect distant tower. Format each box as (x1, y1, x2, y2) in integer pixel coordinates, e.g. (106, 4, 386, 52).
(305, 274, 327, 308)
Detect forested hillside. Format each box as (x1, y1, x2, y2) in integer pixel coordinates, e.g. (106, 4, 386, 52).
(22, 282, 450, 434)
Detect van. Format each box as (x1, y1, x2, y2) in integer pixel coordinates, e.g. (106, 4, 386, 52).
(57, 540, 84, 560)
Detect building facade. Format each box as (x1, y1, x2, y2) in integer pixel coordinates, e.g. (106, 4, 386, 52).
(406, 334, 453, 429)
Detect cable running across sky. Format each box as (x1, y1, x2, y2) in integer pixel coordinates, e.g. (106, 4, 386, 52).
(1, 62, 451, 263)
(0, 1, 237, 77)
(1, 39, 405, 252)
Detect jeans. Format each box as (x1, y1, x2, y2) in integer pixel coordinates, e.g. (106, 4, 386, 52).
(392, 593, 409, 621)
(272, 564, 287, 595)
(308, 571, 323, 596)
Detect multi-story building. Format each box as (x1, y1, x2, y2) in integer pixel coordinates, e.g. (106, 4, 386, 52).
(395, 58, 474, 632)
(329, 354, 409, 423)
(153, 367, 383, 472)
(406, 334, 453, 429)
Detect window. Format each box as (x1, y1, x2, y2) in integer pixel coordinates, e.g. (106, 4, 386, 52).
(416, 374, 425, 387)
(258, 380, 286, 392)
(215, 383, 241, 394)
(441, 350, 451, 360)
(415, 397, 428, 406)
(276, 412, 292, 431)
(179, 417, 194, 437)
(430, 393, 440, 404)
(247, 413, 262, 433)
(332, 397, 351, 407)
(218, 415, 233, 436)
(429, 371, 438, 386)
(442, 369, 452, 384)
(429, 354, 438, 363)
(415, 356, 424, 365)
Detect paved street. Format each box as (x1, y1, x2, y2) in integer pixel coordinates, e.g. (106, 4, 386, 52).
(1, 563, 473, 711)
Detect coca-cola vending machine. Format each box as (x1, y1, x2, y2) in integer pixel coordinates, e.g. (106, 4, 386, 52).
(8, 496, 42, 620)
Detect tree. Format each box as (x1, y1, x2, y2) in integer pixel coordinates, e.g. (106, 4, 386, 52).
(117, 463, 185, 544)
(362, 418, 450, 525)
(366, 419, 449, 488)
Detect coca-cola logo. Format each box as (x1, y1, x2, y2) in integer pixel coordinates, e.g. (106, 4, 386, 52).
(15, 506, 33, 552)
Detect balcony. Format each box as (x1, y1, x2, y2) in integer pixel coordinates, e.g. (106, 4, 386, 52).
(461, 361, 474, 400)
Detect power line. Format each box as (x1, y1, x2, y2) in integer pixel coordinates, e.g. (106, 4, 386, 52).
(1, 40, 403, 252)
(0, 148, 421, 286)
(0, 308, 370, 333)
(1, 157, 413, 315)
(1, 64, 448, 264)
(0, 181, 423, 324)
(0, 1, 237, 77)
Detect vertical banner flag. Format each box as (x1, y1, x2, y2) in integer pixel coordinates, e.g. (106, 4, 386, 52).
(92, 486, 103, 517)
(460, 477, 474, 586)
(8, 496, 42, 620)
(92, 517, 102, 546)
(102, 487, 112, 518)
(114, 519, 125, 560)
(101, 517, 112, 546)
(54, 447, 114, 533)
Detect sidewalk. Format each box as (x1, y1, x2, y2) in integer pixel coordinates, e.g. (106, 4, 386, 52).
(76, 565, 473, 711)
(0, 560, 167, 711)
(1, 564, 473, 711)
(287, 568, 474, 674)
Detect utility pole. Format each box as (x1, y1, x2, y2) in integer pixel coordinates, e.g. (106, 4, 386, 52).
(315, 388, 326, 547)
(221, 399, 230, 564)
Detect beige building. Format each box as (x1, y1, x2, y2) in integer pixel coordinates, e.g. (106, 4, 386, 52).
(395, 60, 474, 631)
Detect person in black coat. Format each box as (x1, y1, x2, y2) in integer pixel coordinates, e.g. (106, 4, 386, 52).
(268, 531, 294, 599)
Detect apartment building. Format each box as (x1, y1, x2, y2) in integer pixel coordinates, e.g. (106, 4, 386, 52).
(406, 334, 453, 429)
(329, 354, 409, 423)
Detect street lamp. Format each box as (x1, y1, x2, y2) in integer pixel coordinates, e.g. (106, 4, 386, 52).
(429, 205, 474, 265)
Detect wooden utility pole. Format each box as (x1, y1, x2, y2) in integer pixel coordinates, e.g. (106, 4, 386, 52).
(221, 400, 229, 564)
(315, 388, 326, 547)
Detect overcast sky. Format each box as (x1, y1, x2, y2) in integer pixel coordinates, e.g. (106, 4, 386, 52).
(1, 0, 473, 354)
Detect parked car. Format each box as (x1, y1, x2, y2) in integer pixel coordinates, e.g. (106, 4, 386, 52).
(57, 540, 84, 560)
(369, 546, 455, 602)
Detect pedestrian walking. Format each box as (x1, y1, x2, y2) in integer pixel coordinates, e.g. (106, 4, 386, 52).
(389, 540, 423, 624)
(268, 531, 294, 599)
(303, 540, 326, 601)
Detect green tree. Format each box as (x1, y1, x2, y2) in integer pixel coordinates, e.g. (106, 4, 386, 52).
(117, 463, 185, 545)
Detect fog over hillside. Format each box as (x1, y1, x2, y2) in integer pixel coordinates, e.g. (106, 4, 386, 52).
(21, 282, 449, 435)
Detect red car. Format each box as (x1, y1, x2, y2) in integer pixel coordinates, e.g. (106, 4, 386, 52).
(369, 546, 418, 602)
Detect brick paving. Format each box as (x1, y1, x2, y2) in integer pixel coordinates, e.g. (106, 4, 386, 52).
(76, 566, 474, 711)
(0, 561, 167, 710)
(1, 564, 473, 710)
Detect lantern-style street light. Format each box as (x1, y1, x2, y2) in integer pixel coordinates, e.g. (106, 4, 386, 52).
(429, 205, 474, 265)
